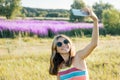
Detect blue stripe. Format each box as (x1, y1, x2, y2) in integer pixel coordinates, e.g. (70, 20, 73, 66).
(60, 71, 86, 80)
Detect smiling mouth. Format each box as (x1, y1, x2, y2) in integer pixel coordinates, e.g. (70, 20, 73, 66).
(61, 48, 69, 51)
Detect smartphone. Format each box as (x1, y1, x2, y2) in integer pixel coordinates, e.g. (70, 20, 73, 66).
(71, 9, 89, 16)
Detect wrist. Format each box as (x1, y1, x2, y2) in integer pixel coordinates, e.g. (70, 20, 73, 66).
(92, 17, 98, 22)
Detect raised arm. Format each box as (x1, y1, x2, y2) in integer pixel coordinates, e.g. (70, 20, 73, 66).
(76, 8, 99, 59)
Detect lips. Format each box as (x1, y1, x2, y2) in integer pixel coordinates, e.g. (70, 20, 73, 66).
(61, 47, 70, 52)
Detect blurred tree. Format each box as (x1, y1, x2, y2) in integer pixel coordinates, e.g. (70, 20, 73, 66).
(0, 0, 6, 15)
(39, 11, 48, 17)
(21, 8, 27, 16)
(92, 0, 113, 22)
(102, 9, 120, 35)
(71, 0, 85, 9)
(0, 0, 22, 19)
(70, 0, 86, 22)
(46, 12, 59, 17)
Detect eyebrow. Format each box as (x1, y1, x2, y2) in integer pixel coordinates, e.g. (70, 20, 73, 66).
(56, 36, 62, 40)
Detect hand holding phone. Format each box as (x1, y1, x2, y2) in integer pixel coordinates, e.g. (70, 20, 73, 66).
(71, 9, 89, 17)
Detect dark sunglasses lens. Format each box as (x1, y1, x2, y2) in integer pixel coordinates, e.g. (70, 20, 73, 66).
(64, 39, 69, 44)
(57, 42, 62, 47)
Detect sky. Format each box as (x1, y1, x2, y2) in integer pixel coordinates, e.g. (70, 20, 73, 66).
(21, 0, 120, 10)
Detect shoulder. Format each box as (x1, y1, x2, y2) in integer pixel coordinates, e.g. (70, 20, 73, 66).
(57, 74, 60, 80)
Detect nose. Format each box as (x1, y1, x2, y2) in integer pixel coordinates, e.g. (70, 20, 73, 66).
(61, 42, 66, 47)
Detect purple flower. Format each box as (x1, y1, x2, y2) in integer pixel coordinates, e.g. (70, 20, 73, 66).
(0, 19, 103, 36)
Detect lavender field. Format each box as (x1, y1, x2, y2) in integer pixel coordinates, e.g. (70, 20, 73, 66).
(0, 19, 103, 37)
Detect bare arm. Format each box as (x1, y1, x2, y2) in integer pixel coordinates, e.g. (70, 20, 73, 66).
(57, 75, 60, 80)
(76, 8, 99, 59)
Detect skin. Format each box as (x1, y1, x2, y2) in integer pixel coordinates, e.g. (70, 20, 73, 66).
(57, 8, 99, 80)
(56, 37, 71, 62)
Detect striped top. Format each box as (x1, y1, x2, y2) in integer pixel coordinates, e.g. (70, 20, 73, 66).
(58, 66, 88, 80)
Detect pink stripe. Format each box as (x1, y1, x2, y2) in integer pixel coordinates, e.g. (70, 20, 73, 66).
(69, 76, 86, 80)
(59, 67, 81, 75)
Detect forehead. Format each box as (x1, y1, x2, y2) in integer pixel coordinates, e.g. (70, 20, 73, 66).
(56, 37, 66, 42)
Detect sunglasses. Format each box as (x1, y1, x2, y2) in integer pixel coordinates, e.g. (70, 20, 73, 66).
(56, 39, 69, 47)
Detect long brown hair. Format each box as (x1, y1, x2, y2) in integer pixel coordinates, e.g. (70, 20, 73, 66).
(49, 34, 75, 75)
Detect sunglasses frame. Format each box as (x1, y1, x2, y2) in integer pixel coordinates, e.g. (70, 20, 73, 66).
(56, 39, 69, 47)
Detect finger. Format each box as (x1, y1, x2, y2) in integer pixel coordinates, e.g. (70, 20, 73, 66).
(82, 7, 91, 15)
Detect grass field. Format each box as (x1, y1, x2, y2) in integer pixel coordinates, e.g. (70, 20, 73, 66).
(0, 35, 120, 80)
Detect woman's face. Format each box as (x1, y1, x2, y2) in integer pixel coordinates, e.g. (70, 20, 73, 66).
(56, 37, 71, 54)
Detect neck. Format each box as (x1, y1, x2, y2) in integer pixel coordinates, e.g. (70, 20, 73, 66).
(60, 53, 69, 63)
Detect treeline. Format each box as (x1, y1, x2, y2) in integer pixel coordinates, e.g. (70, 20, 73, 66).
(0, 0, 22, 19)
(21, 7, 70, 17)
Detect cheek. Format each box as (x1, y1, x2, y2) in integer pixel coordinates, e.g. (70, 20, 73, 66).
(56, 47, 61, 53)
(56, 44, 71, 53)
(68, 44, 71, 49)
(67, 44, 72, 52)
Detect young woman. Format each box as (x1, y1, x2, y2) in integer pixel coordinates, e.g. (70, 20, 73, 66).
(49, 8, 99, 80)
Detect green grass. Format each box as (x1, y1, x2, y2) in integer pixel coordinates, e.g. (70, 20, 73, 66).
(0, 36, 120, 80)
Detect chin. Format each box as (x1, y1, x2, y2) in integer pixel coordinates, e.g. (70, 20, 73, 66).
(61, 50, 70, 54)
